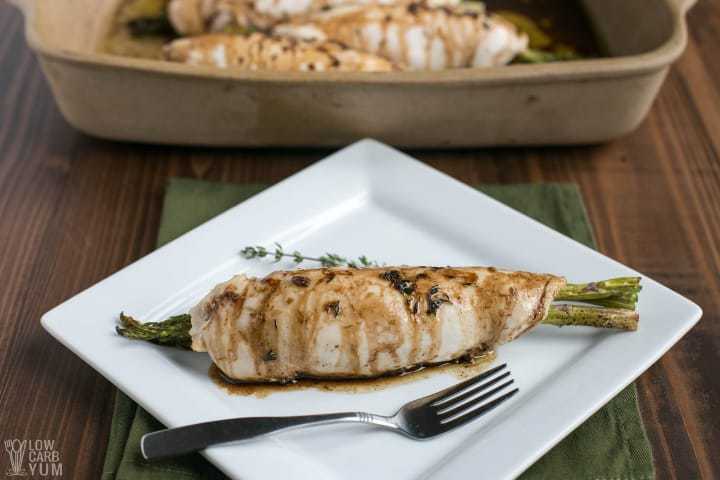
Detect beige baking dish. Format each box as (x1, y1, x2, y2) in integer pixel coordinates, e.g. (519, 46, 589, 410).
(11, 0, 695, 147)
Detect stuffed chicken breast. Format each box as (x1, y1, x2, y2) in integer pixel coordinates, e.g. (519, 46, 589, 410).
(164, 32, 396, 71)
(274, 1, 528, 69)
(188, 266, 565, 382)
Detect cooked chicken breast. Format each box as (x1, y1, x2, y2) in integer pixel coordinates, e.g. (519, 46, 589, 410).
(189, 266, 565, 382)
(274, 1, 528, 69)
(167, 0, 461, 34)
(163, 33, 396, 71)
(169, 0, 268, 33)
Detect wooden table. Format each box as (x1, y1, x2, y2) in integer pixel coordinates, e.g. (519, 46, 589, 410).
(1, 2, 718, 478)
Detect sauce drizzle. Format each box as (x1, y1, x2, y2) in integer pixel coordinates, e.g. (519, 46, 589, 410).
(209, 351, 497, 398)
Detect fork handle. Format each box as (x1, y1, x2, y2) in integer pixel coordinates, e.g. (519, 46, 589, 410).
(141, 412, 393, 460)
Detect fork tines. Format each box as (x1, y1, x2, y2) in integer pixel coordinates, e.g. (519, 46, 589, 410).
(431, 364, 518, 432)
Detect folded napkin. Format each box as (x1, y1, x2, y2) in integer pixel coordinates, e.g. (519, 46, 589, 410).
(102, 179, 654, 480)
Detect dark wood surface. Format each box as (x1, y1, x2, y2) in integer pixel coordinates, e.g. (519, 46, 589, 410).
(1, 2, 718, 478)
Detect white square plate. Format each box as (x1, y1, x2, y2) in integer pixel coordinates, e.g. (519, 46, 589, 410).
(42, 140, 702, 480)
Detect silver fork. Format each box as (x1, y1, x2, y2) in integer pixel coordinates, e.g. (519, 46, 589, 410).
(141, 363, 518, 460)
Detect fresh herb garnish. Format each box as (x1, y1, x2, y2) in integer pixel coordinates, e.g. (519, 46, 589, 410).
(241, 243, 380, 268)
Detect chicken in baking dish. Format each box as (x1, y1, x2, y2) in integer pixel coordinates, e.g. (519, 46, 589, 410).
(164, 33, 397, 71)
(109, 0, 587, 72)
(118, 265, 641, 383)
(272, 2, 527, 69)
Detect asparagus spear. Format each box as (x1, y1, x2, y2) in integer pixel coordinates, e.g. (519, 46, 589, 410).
(117, 312, 192, 349)
(544, 305, 638, 331)
(556, 277, 642, 310)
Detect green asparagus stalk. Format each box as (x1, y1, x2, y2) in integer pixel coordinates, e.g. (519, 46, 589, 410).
(117, 312, 192, 349)
(557, 277, 641, 310)
(544, 305, 638, 331)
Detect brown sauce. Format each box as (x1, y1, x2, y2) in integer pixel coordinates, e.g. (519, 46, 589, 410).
(209, 351, 497, 398)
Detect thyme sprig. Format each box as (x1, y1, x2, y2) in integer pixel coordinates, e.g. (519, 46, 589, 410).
(241, 243, 380, 268)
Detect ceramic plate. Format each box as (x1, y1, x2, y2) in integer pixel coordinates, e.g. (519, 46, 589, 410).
(42, 140, 702, 479)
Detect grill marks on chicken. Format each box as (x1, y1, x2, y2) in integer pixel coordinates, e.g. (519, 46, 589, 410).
(274, 2, 528, 69)
(164, 32, 396, 71)
(189, 266, 565, 382)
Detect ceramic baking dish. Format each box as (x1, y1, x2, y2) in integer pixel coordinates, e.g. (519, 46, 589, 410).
(11, 0, 695, 147)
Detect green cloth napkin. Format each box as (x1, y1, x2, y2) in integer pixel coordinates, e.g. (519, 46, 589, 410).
(102, 179, 654, 480)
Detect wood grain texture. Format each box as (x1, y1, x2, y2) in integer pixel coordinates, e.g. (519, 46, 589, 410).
(0, 2, 718, 478)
